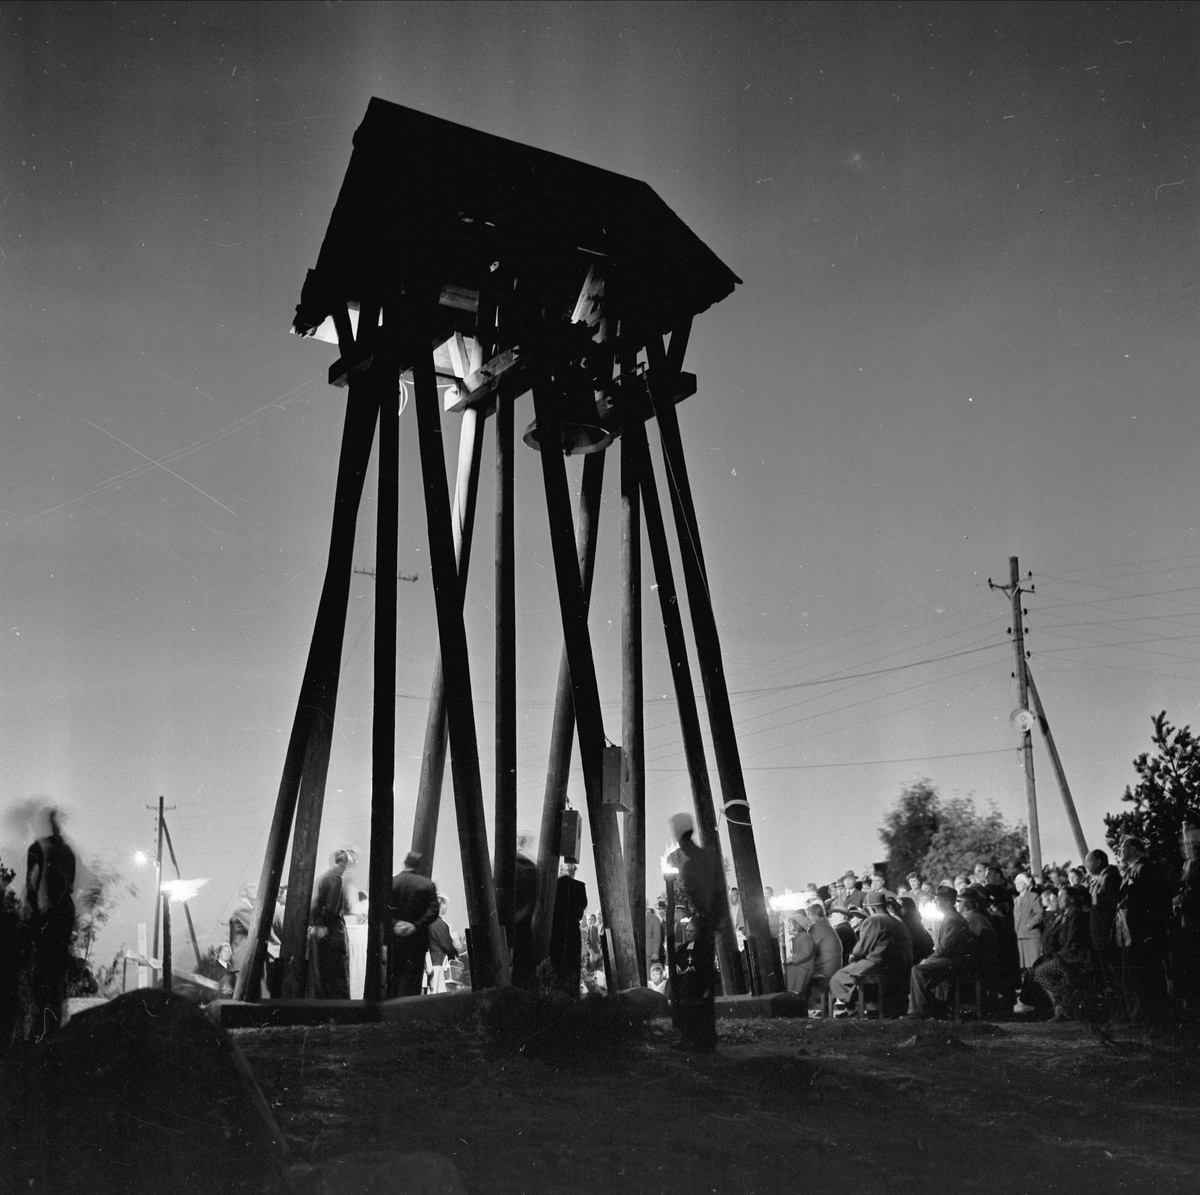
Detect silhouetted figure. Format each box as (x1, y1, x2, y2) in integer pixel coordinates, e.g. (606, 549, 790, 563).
(668, 811, 726, 1051)
(16, 809, 76, 1043)
(309, 850, 354, 1000)
(549, 861, 588, 995)
(0, 867, 20, 1049)
(388, 851, 440, 998)
(510, 840, 539, 988)
(1117, 836, 1171, 1020)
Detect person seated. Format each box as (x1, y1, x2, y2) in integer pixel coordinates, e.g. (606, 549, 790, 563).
(828, 908, 857, 964)
(908, 884, 976, 1018)
(958, 885, 1004, 1011)
(805, 900, 845, 991)
(829, 890, 913, 1016)
(895, 896, 934, 965)
(1016, 884, 1094, 1020)
(783, 911, 817, 996)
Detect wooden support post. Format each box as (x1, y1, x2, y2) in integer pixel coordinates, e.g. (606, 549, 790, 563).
(236, 384, 381, 1001)
(1009, 556, 1043, 878)
(623, 415, 742, 993)
(644, 336, 781, 993)
(1024, 668, 1089, 862)
(410, 405, 487, 875)
(531, 451, 606, 966)
(621, 413, 646, 981)
(366, 369, 400, 1001)
(410, 332, 509, 989)
(530, 373, 639, 990)
(494, 386, 517, 936)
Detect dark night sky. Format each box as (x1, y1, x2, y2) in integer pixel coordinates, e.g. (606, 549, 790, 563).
(2, 2, 1197, 961)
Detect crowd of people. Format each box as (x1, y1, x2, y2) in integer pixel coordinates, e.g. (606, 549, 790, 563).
(11, 802, 1194, 1039)
(691, 820, 1199, 1023)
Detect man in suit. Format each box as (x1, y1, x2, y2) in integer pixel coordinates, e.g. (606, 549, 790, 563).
(549, 861, 588, 995)
(1117, 836, 1171, 1020)
(1012, 872, 1044, 971)
(908, 884, 976, 1018)
(830, 890, 912, 1015)
(388, 851, 441, 998)
(1086, 847, 1122, 1011)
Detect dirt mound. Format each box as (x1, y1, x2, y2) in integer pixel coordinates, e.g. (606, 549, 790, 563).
(1, 989, 288, 1195)
(473, 986, 648, 1065)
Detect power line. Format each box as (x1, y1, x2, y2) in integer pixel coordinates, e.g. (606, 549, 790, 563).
(646, 746, 1015, 774)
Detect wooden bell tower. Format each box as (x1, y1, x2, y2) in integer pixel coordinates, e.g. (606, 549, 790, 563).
(235, 99, 782, 1002)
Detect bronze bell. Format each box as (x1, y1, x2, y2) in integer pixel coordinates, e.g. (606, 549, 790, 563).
(522, 372, 617, 456)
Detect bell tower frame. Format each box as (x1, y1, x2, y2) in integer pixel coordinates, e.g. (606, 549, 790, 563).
(234, 99, 781, 1001)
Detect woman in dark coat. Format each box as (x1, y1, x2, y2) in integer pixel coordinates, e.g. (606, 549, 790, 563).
(1021, 885, 1094, 1020)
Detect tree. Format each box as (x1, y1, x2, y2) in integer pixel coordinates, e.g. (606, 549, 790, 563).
(878, 780, 941, 885)
(878, 782, 1029, 886)
(920, 796, 1029, 883)
(1104, 711, 1200, 879)
(75, 856, 138, 961)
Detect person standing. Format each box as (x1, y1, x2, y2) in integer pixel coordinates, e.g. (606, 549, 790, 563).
(228, 883, 258, 994)
(549, 861, 588, 996)
(1116, 836, 1171, 1020)
(1012, 873, 1044, 973)
(17, 808, 77, 1043)
(668, 812, 726, 1051)
(644, 900, 664, 985)
(309, 850, 354, 999)
(1175, 812, 1200, 1004)
(388, 851, 440, 998)
(426, 897, 459, 994)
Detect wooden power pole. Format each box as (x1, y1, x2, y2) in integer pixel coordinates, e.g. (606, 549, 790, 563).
(990, 557, 1042, 877)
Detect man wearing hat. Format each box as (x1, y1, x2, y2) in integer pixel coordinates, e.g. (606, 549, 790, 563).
(388, 850, 441, 998)
(667, 812, 727, 1050)
(829, 890, 913, 1016)
(907, 883, 976, 1018)
(842, 871, 865, 914)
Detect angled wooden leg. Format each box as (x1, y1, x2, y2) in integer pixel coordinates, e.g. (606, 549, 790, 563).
(411, 344, 509, 989)
(530, 451, 605, 966)
(620, 422, 646, 981)
(623, 414, 742, 994)
(645, 335, 782, 993)
(366, 363, 400, 1002)
(531, 374, 639, 990)
(238, 381, 381, 1001)
(494, 387, 517, 938)
(409, 405, 487, 874)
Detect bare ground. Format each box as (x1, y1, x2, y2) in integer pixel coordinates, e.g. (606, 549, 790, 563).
(236, 1012, 1200, 1195)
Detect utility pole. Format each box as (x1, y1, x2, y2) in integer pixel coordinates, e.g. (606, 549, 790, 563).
(988, 558, 1042, 878)
(159, 815, 203, 968)
(147, 797, 170, 963)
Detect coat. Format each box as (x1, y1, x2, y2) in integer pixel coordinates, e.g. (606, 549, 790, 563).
(1013, 888, 1044, 968)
